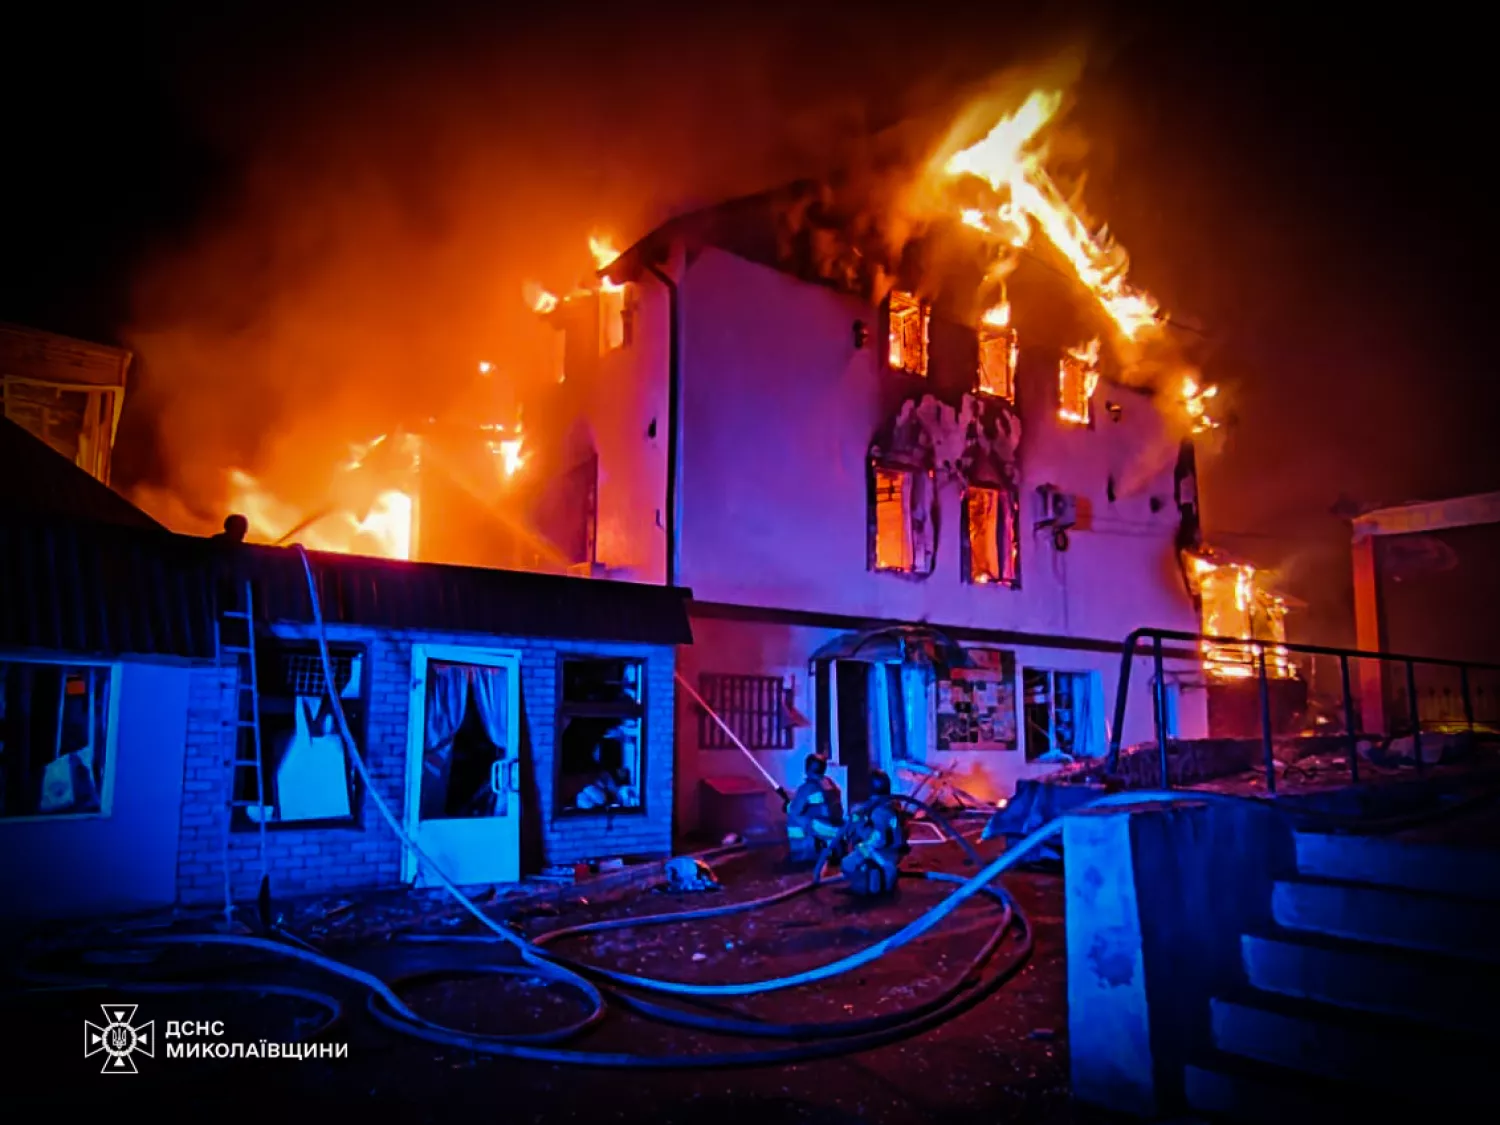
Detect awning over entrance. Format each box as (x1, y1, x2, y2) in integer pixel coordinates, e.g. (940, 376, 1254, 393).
(808, 624, 976, 673)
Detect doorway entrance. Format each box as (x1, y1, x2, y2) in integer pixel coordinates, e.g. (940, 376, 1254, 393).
(404, 645, 522, 886)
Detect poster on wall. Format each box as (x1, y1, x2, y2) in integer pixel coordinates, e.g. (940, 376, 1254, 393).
(935, 648, 1018, 751)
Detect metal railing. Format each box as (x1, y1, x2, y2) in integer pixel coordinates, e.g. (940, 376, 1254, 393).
(1106, 627, 1500, 794)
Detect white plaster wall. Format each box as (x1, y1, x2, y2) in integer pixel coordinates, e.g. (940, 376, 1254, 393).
(666, 247, 1200, 644)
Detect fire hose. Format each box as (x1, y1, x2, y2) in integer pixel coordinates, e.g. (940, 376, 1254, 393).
(16, 544, 1495, 1066)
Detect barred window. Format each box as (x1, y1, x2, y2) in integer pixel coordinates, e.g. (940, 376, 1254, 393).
(697, 674, 796, 750)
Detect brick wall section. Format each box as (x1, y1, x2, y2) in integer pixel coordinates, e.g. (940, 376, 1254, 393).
(176, 628, 676, 905)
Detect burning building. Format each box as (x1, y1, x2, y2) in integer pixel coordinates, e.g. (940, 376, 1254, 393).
(522, 82, 1277, 828)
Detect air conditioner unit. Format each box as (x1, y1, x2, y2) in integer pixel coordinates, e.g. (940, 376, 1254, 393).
(1036, 484, 1079, 530)
(1050, 490, 1079, 530)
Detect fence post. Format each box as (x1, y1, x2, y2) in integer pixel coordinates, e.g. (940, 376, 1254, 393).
(1405, 660, 1423, 774)
(1258, 647, 1275, 795)
(1152, 636, 1169, 789)
(1340, 654, 1359, 783)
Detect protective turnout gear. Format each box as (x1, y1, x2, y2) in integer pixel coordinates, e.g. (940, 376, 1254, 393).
(839, 770, 907, 896)
(785, 754, 844, 864)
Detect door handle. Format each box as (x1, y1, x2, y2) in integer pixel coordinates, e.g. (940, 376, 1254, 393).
(489, 758, 504, 795)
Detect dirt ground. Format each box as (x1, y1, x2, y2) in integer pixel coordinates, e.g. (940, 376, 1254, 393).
(1, 836, 1110, 1125)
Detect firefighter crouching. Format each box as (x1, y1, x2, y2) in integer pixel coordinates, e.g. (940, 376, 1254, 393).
(839, 770, 907, 896)
(785, 753, 844, 865)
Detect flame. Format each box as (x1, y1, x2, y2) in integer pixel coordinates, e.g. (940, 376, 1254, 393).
(1058, 337, 1102, 425)
(982, 301, 1011, 329)
(1190, 553, 1296, 681)
(225, 468, 414, 561)
(482, 418, 528, 479)
(1182, 375, 1220, 433)
(589, 234, 620, 271)
(942, 85, 1220, 424)
(524, 281, 559, 314)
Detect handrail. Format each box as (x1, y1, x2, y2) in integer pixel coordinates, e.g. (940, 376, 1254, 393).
(1106, 627, 1500, 793)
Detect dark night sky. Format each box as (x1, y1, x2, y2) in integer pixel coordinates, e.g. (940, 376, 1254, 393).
(2, 2, 1495, 646)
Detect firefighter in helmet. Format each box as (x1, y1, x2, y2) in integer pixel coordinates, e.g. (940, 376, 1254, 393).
(839, 770, 907, 896)
(785, 753, 844, 865)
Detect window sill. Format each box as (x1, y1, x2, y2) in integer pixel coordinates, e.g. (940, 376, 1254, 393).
(230, 816, 363, 833)
(552, 805, 648, 820)
(0, 810, 110, 824)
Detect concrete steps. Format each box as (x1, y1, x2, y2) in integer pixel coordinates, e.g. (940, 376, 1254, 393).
(1241, 932, 1499, 1035)
(1209, 994, 1496, 1107)
(1271, 878, 1500, 964)
(1294, 831, 1500, 901)
(1184, 830, 1500, 1121)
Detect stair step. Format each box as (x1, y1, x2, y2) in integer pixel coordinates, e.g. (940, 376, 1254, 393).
(1242, 932, 1500, 1036)
(1210, 996, 1498, 1106)
(1295, 831, 1500, 901)
(1272, 879, 1500, 964)
(1184, 1057, 1421, 1123)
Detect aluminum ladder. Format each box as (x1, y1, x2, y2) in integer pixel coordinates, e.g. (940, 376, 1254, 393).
(216, 578, 269, 925)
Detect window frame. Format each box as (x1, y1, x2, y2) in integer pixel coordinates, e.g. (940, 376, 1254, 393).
(696, 673, 796, 751)
(960, 482, 1022, 589)
(976, 323, 1018, 402)
(231, 638, 368, 833)
(1058, 351, 1099, 428)
(0, 657, 122, 823)
(886, 290, 931, 378)
(552, 652, 648, 819)
(1021, 667, 1094, 762)
(867, 459, 936, 577)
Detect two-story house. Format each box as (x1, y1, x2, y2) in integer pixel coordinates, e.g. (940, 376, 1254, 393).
(534, 183, 1210, 832)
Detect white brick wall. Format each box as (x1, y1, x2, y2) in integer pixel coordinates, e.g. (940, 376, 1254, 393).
(176, 629, 677, 905)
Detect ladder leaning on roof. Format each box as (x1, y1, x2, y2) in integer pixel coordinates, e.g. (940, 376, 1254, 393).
(215, 578, 269, 926)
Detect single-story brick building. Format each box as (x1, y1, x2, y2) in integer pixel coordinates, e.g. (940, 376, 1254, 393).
(0, 501, 692, 924)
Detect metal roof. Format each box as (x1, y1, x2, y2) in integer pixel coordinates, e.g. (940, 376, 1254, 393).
(0, 516, 695, 659)
(0, 415, 163, 531)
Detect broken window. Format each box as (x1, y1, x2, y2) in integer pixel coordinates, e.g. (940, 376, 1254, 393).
(697, 674, 799, 751)
(0, 662, 115, 818)
(1058, 339, 1101, 426)
(234, 643, 364, 831)
(556, 657, 645, 815)
(962, 485, 1020, 586)
(869, 463, 935, 575)
(977, 324, 1017, 400)
(888, 291, 930, 377)
(1022, 668, 1094, 761)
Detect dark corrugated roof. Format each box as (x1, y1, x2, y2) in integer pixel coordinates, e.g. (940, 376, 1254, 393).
(0, 516, 218, 658)
(0, 516, 695, 658)
(231, 543, 695, 645)
(0, 415, 163, 531)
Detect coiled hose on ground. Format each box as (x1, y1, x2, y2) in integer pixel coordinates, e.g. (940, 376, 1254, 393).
(12, 544, 1497, 1066)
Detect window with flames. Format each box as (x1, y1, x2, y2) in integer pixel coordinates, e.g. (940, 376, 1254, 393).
(1058, 340, 1101, 426)
(888, 291, 930, 377)
(696, 674, 799, 751)
(962, 485, 1021, 587)
(869, 463, 935, 575)
(977, 324, 1017, 401)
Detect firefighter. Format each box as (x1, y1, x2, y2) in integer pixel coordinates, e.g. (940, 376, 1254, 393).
(839, 770, 907, 896)
(785, 753, 843, 865)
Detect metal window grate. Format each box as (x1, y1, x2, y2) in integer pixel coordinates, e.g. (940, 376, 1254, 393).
(698, 673, 795, 750)
(273, 652, 354, 698)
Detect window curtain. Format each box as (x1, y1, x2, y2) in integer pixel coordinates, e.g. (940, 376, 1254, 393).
(469, 668, 510, 813)
(421, 664, 470, 819)
(1074, 672, 1107, 759)
(276, 696, 352, 822)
